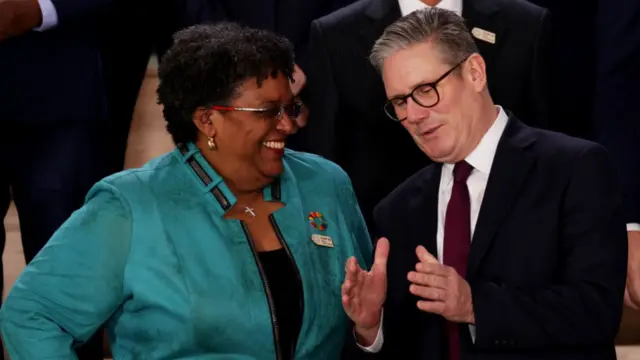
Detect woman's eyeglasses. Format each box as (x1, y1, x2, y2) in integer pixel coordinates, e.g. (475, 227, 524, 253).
(211, 101, 303, 121)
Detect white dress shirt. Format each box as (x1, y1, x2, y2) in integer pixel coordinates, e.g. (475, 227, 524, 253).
(34, 0, 59, 31)
(398, 0, 463, 17)
(359, 106, 510, 353)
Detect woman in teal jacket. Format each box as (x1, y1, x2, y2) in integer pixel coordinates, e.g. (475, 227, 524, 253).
(0, 23, 372, 360)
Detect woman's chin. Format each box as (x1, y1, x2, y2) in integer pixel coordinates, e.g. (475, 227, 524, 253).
(259, 160, 285, 179)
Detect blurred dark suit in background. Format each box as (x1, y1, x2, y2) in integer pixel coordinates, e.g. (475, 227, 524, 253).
(0, 0, 114, 358)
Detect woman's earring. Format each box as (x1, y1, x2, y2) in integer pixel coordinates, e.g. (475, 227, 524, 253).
(207, 136, 217, 150)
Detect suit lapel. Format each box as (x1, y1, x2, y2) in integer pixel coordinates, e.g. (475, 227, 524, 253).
(467, 117, 536, 277)
(462, 0, 504, 77)
(411, 164, 442, 258)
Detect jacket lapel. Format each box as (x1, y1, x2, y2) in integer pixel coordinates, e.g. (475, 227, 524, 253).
(268, 163, 306, 249)
(462, 0, 504, 78)
(467, 116, 536, 277)
(411, 164, 442, 258)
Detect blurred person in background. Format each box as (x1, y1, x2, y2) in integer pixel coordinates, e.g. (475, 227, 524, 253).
(0, 0, 113, 358)
(593, 0, 640, 311)
(527, 0, 640, 311)
(96, 0, 177, 176)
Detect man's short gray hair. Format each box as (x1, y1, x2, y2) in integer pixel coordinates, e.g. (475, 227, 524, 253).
(370, 7, 478, 72)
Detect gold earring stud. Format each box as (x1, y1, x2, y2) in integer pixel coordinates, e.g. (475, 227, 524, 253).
(207, 136, 217, 150)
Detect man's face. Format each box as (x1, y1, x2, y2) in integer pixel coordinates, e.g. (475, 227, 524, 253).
(381, 42, 484, 163)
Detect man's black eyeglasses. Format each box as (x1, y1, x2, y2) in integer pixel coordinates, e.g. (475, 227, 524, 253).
(384, 57, 469, 122)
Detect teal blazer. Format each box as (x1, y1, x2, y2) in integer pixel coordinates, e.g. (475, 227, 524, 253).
(0, 143, 373, 360)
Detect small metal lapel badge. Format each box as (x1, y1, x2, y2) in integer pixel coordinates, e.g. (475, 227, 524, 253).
(311, 234, 334, 248)
(471, 27, 496, 44)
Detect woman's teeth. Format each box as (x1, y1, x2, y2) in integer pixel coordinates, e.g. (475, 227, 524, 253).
(263, 141, 285, 149)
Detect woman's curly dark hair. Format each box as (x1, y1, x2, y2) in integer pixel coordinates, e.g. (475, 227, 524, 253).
(156, 22, 295, 144)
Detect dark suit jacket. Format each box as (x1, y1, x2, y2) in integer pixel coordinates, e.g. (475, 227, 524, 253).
(178, 0, 358, 73)
(593, 0, 640, 224)
(345, 116, 627, 360)
(0, 0, 112, 123)
(304, 0, 550, 229)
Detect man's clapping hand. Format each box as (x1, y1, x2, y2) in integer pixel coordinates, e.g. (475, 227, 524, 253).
(408, 245, 475, 324)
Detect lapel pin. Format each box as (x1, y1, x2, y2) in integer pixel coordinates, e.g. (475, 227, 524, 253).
(471, 27, 496, 44)
(308, 211, 328, 231)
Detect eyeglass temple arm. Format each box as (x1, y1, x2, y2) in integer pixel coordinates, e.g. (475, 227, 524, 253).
(211, 106, 270, 112)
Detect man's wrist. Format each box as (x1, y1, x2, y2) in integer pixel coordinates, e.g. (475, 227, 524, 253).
(464, 291, 476, 324)
(355, 323, 381, 347)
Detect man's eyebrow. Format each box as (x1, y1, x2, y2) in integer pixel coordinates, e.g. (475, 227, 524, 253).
(387, 92, 407, 100)
(388, 88, 412, 100)
(388, 81, 431, 100)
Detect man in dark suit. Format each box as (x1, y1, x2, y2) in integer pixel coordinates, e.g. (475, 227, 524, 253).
(340, 8, 627, 359)
(593, 0, 640, 310)
(305, 0, 550, 229)
(0, 0, 111, 358)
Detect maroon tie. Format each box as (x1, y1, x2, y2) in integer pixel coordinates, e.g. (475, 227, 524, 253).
(443, 161, 473, 360)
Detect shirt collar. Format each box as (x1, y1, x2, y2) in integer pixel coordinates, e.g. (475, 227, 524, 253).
(398, 0, 463, 17)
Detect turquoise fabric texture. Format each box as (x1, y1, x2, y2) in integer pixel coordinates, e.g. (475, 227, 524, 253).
(0, 143, 373, 359)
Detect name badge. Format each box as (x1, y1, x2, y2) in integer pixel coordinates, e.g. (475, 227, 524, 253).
(471, 27, 496, 44)
(311, 234, 334, 248)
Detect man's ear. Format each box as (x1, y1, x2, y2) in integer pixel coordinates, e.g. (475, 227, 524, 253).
(192, 107, 220, 138)
(464, 53, 487, 92)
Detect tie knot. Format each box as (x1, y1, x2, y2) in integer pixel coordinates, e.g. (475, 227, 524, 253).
(453, 161, 473, 183)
